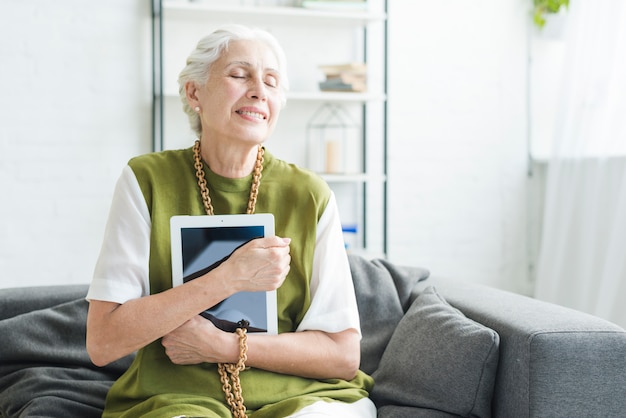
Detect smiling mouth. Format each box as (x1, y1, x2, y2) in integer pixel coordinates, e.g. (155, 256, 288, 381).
(236, 110, 267, 120)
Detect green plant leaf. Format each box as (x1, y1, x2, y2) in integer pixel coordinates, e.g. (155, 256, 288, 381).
(532, 0, 569, 29)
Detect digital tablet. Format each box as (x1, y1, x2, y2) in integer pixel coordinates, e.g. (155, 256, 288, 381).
(170, 213, 277, 335)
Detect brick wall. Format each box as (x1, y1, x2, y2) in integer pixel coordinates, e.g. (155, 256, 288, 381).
(0, 0, 151, 287)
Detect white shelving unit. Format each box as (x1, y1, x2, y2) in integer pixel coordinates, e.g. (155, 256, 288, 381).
(151, 0, 387, 257)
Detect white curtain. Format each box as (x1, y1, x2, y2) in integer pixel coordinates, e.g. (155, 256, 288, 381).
(534, 0, 626, 328)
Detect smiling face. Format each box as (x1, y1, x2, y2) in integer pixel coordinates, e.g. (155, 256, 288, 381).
(190, 39, 284, 148)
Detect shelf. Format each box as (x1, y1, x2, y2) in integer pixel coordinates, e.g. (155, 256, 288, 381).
(162, 1, 386, 26)
(154, 0, 388, 256)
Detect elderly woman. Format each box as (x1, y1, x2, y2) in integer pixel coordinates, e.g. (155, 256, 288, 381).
(85, 25, 375, 417)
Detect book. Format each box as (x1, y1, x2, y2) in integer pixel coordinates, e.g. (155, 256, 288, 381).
(319, 79, 367, 93)
(318, 62, 367, 92)
(318, 62, 367, 76)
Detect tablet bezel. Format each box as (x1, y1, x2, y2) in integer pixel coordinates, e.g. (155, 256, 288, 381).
(170, 213, 277, 335)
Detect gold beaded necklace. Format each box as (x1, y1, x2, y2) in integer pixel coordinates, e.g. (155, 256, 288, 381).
(192, 139, 264, 418)
(193, 139, 264, 216)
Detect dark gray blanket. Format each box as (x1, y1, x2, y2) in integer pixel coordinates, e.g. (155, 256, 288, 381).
(0, 298, 133, 418)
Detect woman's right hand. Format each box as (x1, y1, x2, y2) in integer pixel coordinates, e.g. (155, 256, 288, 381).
(216, 236, 291, 293)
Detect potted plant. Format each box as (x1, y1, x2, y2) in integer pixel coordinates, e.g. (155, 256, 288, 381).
(533, 0, 569, 28)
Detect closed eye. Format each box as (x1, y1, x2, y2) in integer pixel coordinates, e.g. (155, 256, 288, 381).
(265, 75, 278, 88)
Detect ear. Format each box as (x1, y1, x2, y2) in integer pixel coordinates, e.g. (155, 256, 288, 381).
(185, 81, 200, 109)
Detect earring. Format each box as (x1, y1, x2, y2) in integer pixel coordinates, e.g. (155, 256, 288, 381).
(194, 106, 200, 112)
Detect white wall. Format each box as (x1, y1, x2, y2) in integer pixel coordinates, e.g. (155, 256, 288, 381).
(387, 0, 532, 293)
(1, 0, 537, 295)
(0, 0, 152, 288)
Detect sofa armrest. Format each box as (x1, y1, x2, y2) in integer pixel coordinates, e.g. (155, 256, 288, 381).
(431, 277, 626, 418)
(0, 284, 132, 417)
(0, 284, 89, 320)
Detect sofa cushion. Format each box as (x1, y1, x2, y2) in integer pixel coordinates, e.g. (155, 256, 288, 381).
(378, 405, 458, 418)
(0, 284, 89, 320)
(348, 255, 430, 375)
(0, 298, 133, 417)
(371, 286, 500, 418)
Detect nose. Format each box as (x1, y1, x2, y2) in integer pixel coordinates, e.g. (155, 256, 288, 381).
(247, 77, 268, 101)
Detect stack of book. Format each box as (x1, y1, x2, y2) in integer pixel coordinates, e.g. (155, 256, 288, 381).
(318, 62, 367, 92)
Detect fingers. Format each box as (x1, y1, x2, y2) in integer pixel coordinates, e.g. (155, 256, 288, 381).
(247, 235, 291, 249)
(162, 317, 209, 364)
(221, 236, 291, 293)
(162, 317, 237, 365)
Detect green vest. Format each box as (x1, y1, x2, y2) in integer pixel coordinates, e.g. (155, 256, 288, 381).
(102, 147, 373, 418)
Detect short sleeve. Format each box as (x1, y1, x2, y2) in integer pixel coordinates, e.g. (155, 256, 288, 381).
(296, 192, 361, 336)
(86, 166, 151, 304)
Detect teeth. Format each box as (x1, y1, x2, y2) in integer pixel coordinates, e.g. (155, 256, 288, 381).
(238, 110, 265, 119)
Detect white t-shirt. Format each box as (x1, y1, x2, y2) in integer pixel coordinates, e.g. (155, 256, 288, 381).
(87, 165, 361, 335)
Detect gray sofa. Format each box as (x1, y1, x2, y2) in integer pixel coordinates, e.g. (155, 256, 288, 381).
(1, 255, 625, 417)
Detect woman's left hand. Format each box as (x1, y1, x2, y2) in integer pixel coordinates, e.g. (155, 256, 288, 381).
(162, 315, 238, 365)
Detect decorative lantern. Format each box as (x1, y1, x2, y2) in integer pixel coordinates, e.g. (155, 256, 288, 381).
(306, 103, 361, 174)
